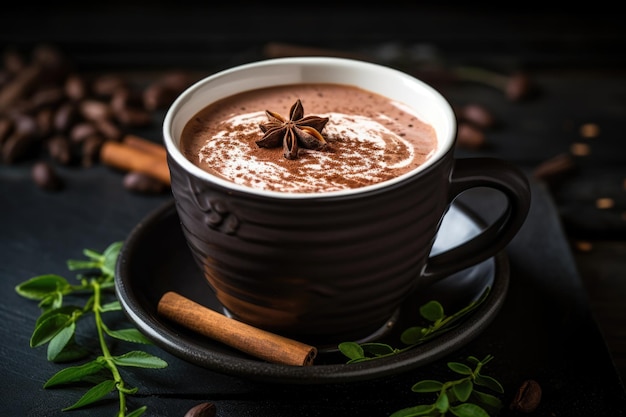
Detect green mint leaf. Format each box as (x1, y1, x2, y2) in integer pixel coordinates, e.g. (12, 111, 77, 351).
(100, 280, 116, 289)
(449, 402, 491, 417)
(36, 305, 82, 327)
(419, 300, 444, 322)
(44, 360, 106, 388)
(47, 322, 76, 361)
(37, 291, 64, 311)
(30, 313, 72, 347)
(434, 391, 449, 413)
(47, 338, 90, 363)
(101, 241, 123, 277)
(400, 326, 426, 345)
(360, 342, 396, 356)
(100, 300, 122, 312)
(126, 406, 148, 417)
(62, 379, 117, 411)
(112, 351, 168, 369)
(452, 379, 473, 402)
(15, 274, 70, 300)
(470, 390, 503, 410)
(474, 374, 504, 394)
(448, 361, 473, 375)
(83, 248, 103, 260)
(466, 356, 480, 365)
(105, 327, 152, 344)
(411, 379, 444, 393)
(389, 404, 434, 417)
(337, 342, 364, 360)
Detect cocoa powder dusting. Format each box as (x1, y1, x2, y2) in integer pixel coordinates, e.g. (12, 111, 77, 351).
(181, 84, 438, 193)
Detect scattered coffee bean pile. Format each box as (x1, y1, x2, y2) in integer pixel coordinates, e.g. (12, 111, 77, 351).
(0, 43, 197, 193)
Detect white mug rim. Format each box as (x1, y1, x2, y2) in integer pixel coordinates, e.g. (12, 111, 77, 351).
(163, 57, 457, 199)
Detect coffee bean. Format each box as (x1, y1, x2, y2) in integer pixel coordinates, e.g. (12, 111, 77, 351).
(53, 102, 78, 132)
(30, 86, 65, 110)
(64, 74, 88, 101)
(70, 122, 99, 144)
(91, 74, 127, 98)
(183, 402, 216, 417)
(456, 122, 486, 150)
(510, 379, 542, 413)
(506, 72, 534, 102)
(94, 118, 123, 142)
(123, 171, 167, 194)
(115, 107, 152, 127)
(31, 161, 64, 191)
(79, 99, 112, 121)
(81, 135, 104, 167)
(46, 135, 72, 165)
(460, 103, 495, 129)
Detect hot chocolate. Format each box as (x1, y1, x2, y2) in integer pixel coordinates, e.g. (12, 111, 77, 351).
(180, 83, 438, 193)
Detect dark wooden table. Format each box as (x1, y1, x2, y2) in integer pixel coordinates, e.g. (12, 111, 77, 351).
(1, 6, 625, 416)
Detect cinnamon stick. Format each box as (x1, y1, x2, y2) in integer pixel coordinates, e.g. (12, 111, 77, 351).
(100, 140, 170, 185)
(157, 291, 317, 366)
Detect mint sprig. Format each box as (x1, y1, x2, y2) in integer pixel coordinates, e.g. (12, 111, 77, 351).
(339, 288, 490, 363)
(390, 355, 504, 417)
(15, 241, 167, 416)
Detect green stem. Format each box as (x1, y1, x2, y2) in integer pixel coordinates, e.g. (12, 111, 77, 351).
(91, 280, 127, 417)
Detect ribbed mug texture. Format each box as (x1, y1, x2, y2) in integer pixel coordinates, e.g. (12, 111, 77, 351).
(168, 152, 454, 345)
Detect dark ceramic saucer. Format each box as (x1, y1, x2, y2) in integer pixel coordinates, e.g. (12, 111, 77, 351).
(115, 199, 509, 384)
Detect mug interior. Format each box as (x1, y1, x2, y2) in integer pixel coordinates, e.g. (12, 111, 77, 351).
(163, 57, 457, 198)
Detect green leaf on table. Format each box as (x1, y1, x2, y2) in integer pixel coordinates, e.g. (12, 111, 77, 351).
(471, 390, 503, 409)
(36, 305, 82, 327)
(15, 274, 70, 300)
(48, 338, 90, 363)
(112, 351, 168, 368)
(400, 326, 426, 345)
(419, 300, 444, 322)
(47, 321, 76, 361)
(411, 380, 443, 393)
(101, 241, 123, 277)
(44, 359, 106, 388)
(434, 391, 449, 413)
(449, 402, 490, 417)
(474, 374, 504, 393)
(100, 300, 122, 312)
(452, 379, 474, 402)
(337, 341, 364, 360)
(448, 361, 472, 375)
(62, 379, 117, 411)
(105, 327, 152, 344)
(30, 313, 72, 347)
(126, 406, 148, 417)
(360, 342, 396, 356)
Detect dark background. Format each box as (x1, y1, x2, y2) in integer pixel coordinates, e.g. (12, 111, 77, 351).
(1, 5, 625, 416)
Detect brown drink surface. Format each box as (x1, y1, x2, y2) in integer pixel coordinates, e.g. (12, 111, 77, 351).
(180, 83, 438, 193)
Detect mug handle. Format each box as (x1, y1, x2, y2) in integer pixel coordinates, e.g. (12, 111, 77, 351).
(421, 157, 531, 283)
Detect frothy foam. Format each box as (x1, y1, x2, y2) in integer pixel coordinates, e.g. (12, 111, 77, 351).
(181, 84, 438, 193)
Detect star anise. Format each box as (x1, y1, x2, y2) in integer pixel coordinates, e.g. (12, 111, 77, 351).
(257, 99, 329, 160)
